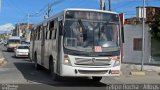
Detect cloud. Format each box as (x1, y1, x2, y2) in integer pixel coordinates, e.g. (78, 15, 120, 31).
(0, 23, 15, 31)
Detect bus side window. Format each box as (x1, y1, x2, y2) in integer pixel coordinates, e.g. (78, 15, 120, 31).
(54, 21, 58, 39)
(36, 26, 40, 40)
(36, 28, 38, 40)
(39, 26, 43, 40)
(54, 29, 57, 39)
(36, 27, 38, 40)
(46, 27, 48, 40)
(46, 23, 50, 40)
(49, 20, 54, 39)
(49, 30, 52, 39)
(31, 29, 35, 41)
(30, 29, 33, 41)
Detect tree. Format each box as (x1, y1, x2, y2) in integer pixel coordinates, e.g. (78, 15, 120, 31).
(150, 10, 160, 40)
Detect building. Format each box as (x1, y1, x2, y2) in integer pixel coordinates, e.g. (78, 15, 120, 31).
(122, 6, 160, 64)
(125, 6, 160, 25)
(123, 24, 151, 64)
(13, 23, 33, 41)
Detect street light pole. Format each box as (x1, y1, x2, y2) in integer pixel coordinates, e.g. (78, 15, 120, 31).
(141, 0, 145, 71)
(108, 0, 111, 11)
(27, 13, 30, 29)
(100, 0, 105, 10)
(47, 3, 51, 18)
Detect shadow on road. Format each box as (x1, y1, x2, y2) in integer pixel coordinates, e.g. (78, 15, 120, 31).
(14, 62, 108, 88)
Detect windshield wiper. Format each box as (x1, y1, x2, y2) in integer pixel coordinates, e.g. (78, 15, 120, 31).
(78, 19, 85, 31)
(78, 19, 87, 41)
(105, 21, 119, 25)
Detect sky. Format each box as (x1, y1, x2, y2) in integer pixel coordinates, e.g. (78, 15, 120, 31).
(0, 0, 160, 32)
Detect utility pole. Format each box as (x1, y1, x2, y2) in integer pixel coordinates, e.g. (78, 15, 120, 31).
(47, 3, 51, 18)
(100, 0, 106, 10)
(27, 13, 30, 29)
(141, 0, 145, 71)
(108, 0, 111, 11)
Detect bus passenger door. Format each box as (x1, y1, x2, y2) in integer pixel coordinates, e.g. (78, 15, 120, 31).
(41, 26, 46, 65)
(56, 19, 63, 74)
(31, 28, 35, 61)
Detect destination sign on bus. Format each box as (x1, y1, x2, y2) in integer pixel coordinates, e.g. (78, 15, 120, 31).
(65, 10, 119, 22)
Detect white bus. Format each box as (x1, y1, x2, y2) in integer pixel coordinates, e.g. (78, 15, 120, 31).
(30, 8, 122, 82)
(6, 36, 21, 51)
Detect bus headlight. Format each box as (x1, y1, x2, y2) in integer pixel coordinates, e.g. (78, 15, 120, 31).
(110, 56, 121, 67)
(113, 60, 120, 67)
(64, 55, 72, 66)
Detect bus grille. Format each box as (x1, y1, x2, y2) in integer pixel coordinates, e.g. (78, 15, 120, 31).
(78, 70, 108, 74)
(75, 58, 111, 66)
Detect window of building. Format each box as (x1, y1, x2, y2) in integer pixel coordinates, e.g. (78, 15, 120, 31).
(133, 38, 142, 51)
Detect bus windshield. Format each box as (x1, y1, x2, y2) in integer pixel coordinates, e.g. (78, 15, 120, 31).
(8, 39, 21, 44)
(63, 19, 120, 53)
(63, 11, 120, 53)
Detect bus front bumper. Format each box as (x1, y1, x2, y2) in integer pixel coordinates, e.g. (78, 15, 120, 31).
(61, 65, 120, 77)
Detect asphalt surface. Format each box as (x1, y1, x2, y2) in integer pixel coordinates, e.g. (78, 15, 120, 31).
(0, 45, 160, 90)
(0, 45, 110, 90)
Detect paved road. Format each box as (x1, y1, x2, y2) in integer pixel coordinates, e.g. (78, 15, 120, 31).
(0, 45, 160, 90)
(0, 45, 110, 90)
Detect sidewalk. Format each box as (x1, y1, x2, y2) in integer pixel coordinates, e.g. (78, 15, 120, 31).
(0, 47, 6, 66)
(121, 63, 160, 76)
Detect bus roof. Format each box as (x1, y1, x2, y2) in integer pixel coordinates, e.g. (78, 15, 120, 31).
(34, 8, 119, 27)
(64, 8, 119, 14)
(8, 36, 21, 39)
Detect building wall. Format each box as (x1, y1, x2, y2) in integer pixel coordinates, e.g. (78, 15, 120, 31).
(14, 23, 33, 41)
(123, 24, 151, 64)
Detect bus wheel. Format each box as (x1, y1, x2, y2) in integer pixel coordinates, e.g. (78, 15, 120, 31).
(34, 55, 41, 70)
(49, 60, 59, 81)
(92, 77, 102, 82)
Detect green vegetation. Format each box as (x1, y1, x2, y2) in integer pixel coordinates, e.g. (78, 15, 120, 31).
(150, 10, 160, 40)
(151, 38, 160, 62)
(0, 34, 6, 39)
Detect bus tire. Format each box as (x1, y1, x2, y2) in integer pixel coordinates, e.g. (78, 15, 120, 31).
(34, 54, 41, 70)
(49, 60, 59, 81)
(92, 77, 102, 82)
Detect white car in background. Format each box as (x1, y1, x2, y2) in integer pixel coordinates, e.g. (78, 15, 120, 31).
(14, 44, 29, 58)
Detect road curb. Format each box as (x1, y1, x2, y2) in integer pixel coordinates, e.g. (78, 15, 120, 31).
(130, 71, 146, 76)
